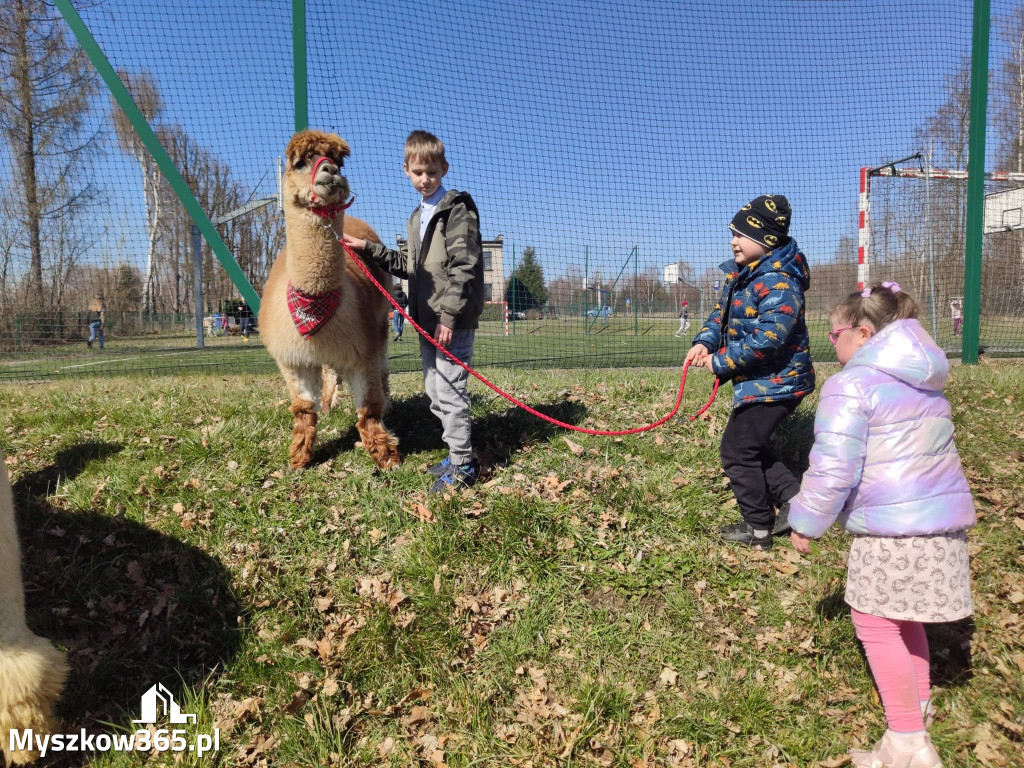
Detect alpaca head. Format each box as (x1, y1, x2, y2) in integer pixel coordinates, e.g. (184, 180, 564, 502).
(283, 130, 352, 211)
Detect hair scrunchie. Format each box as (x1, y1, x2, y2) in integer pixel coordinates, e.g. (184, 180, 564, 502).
(861, 287, 872, 298)
(882, 281, 901, 294)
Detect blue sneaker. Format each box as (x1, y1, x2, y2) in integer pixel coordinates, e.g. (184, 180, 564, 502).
(429, 459, 478, 493)
(427, 456, 452, 478)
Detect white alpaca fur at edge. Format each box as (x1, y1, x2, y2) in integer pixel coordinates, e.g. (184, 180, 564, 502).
(0, 453, 68, 764)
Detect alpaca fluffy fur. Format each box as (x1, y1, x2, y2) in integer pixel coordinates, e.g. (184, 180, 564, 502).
(0, 453, 68, 764)
(259, 130, 400, 470)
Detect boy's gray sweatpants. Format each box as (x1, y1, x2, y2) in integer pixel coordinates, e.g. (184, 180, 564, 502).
(419, 329, 475, 465)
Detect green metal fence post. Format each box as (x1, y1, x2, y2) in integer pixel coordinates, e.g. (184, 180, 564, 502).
(633, 245, 638, 335)
(962, 0, 989, 364)
(584, 245, 589, 336)
(511, 244, 517, 335)
(53, 0, 262, 314)
(293, 0, 307, 132)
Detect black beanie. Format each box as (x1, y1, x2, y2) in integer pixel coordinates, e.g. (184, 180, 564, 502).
(729, 194, 791, 250)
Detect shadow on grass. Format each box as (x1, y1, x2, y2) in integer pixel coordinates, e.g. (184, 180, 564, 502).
(471, 397, 589, 471)
(10, 441, 122, 504)
(311, 392, 589, 471)
(775, 406, 816, 476)
(926, 618, 974, 688)
(13, 443, 242, 765)
(816, 590, 974, 694)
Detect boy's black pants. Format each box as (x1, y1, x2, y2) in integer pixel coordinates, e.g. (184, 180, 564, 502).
(719, 400, 801, 530)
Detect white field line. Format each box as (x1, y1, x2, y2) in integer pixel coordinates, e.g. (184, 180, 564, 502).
(153, 350, 202, 358)
(57, 356, 139, 371)
(54, 347, 232, 372)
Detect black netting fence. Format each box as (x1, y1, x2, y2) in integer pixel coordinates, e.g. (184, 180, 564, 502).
(1, 0, 1022, 381)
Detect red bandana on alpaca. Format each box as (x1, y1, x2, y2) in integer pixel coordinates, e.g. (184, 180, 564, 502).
(287, 282, 340, 338)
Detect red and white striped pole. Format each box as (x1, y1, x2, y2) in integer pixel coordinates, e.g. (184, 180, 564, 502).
(503, 301, 509, 336)
(858, 167, 870, 291)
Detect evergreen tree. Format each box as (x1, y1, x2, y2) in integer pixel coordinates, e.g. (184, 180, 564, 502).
(505, 246, 548, 310)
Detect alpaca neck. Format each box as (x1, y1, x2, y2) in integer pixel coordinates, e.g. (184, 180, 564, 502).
(284, 205, 345, 295)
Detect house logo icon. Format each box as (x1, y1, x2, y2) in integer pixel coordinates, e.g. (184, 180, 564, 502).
(132, 683, 197, 725)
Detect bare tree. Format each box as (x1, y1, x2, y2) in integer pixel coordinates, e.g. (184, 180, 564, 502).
(0, 0, 98, 314)
(110, 69, 172, 313)
(0, 193, 22, 315)
(909, 58, 972, 313)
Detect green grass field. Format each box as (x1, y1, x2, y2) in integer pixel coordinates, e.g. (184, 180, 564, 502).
(4, 314, 1021, 382)
(2, 362, 1022, 766)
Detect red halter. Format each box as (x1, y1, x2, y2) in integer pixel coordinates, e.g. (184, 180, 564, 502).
(308, 155, 354, 219)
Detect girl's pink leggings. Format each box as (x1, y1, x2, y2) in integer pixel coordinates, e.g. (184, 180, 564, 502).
(850, 609, 930, 732)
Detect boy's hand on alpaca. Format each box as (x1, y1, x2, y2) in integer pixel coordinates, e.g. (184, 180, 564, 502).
(790, 531, 812, 554)
(434, 324, 453, 348)
(342, 234, 366, 251)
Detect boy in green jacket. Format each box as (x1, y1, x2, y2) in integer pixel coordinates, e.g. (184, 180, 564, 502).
(343, 130, 484, 492)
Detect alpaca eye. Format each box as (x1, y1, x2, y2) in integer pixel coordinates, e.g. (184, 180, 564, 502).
(294, 159, 306, 169)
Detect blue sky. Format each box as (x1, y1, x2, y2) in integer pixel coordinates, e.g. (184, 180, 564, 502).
(65, 0, 987, 287)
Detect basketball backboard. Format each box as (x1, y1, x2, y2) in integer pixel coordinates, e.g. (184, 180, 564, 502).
(984, 187, 1024, 233)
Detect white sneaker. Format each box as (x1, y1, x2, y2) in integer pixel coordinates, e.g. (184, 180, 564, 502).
(850, 730, 942, 767)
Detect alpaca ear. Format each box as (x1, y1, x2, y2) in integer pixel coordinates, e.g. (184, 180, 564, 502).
(332, 138, 351, 166)
(285, 145, 305, 170)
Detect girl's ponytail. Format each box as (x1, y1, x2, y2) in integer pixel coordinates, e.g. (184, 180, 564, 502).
(831, 281, 919, 331)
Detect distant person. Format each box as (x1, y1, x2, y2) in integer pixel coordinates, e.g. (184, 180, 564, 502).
(949, 296, 963, 337)
(675, 301, 690, 337)
(234, 300, 253, 341)
(392, 282, 408, 341)
(86, 297, 106, 349)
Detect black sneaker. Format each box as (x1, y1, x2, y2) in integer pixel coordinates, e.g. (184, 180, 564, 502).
(427, 456, 452, 478)
(719, 521, 773, 550)
(429, 459, 478, 494)
(772, 501, 792, 536)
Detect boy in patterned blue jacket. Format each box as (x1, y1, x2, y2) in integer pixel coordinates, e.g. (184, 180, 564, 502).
(685, 195, 815, 550)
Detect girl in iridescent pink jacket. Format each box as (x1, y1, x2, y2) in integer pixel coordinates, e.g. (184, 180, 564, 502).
(787, 309, 975, 540)
(788, 283, 974, 768)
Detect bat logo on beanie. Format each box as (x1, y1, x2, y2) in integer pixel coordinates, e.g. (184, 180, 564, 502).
(731, 194, 792, 251)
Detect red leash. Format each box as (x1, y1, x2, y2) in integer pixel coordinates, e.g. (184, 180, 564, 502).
(301, 152, 719, 435)
(336, 237, 720, 434)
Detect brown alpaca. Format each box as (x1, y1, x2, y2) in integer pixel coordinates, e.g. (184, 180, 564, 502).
(259, 130, 400, 470)
(0, 453, 68, 764)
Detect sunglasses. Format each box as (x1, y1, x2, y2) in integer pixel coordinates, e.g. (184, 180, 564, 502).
(828, 325, 855, 345)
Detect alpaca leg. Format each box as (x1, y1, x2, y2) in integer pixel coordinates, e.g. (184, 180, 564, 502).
(0, 637, 69, 764)
(281, 365, 321, 469)
(321, 366, 345, 416)
(0, 456, 67, 765)
(379, 344, 391, 407)
(346, 360, 400, 469)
